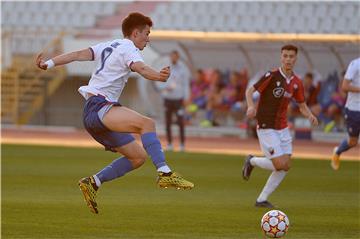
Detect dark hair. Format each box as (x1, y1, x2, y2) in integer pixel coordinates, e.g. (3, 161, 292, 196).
(305, 72, 313, 79)
(281, 44, 298, 54)
(122, 12, 153, 37)
(171, 50, 179, 55)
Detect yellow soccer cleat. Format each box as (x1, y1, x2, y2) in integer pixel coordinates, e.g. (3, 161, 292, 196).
(331, 147, 340, 171)
(78, 176, 99, 214)
(157, 172, 194, 190)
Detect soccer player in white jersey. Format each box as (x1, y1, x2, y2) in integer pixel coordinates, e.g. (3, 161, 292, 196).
(332, 57, 360, 170)
(36, 12, 194, 214)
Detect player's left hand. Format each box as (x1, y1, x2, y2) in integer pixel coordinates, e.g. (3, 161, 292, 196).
(35, 53, 48, 70)
(308, 114, 318, 126)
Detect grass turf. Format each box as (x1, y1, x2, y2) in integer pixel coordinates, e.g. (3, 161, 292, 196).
(2, 144, 359, 239)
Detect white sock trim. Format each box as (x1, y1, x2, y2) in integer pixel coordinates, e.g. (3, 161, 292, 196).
(250, 156, 275, 171)
(157, 165, 171, 173)
(93, 174, 102, 187)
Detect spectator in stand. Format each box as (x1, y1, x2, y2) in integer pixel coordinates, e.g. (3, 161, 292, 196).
(201, 69, 225, 127)
(237, 69, 250, 102)
(229, 69, 249, 122)
(312, 72, 346, 132)
(187, 69, 209, 114)
(288, 72, 321, 122)
(220, 71, 240, 109)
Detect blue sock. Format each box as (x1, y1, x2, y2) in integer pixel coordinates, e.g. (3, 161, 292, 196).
(141, 132, 167, 169)
(336, 139, 351, 155)
(96, 157, 133, 183)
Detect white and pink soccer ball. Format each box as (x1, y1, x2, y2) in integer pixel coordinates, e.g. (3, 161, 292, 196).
(261, 210, 290, 238)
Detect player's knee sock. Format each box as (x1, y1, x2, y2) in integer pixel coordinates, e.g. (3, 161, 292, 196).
(250, 156, 275, 171)
(94, 156, 133, 186)
(141, 132, 171, 173)
(257, 170, 287, 202)
(336, 139, 351, 155)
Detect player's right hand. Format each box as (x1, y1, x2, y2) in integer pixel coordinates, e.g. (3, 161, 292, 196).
(159, 66, 170, 81)
(246, 106, 256, 118)
(308, 114, 319, 126)
(35, 53, 48, 70)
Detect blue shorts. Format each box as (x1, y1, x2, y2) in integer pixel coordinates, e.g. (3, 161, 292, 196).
(344, 108, 360, 138)
(83, 95, 135, 152)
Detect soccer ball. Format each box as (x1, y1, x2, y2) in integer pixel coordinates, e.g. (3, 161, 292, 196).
(261, 210, 290, 238)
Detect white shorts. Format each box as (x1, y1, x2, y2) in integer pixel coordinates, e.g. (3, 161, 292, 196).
(256, 127, 292, 159)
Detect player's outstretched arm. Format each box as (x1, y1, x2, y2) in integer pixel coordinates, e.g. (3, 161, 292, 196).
(35, 48, 93, 70)
(298, 102, 318, 126)
(245, 86, 257, 118)
(131, 61, 170, 82)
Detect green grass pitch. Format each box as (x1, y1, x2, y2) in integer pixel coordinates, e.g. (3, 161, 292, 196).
(2, 144, 359, 239)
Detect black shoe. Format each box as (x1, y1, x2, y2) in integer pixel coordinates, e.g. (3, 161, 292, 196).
(242, 155, 254, 181)
(255, 200, 275, 208)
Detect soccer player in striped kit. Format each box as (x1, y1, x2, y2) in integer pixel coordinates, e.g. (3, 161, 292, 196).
(36, 12, 194, 214)
(243, 44, 318, 208)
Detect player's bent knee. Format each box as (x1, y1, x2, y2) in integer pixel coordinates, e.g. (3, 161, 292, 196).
(273, 160, 290, 171)
(142, 117, 156, 131)
(283, 164, 291, 171)
(273, 162, 283, 171)
(348, 138, 358, 147)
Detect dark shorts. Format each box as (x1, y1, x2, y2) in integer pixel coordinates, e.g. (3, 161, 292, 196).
(164, 99, 183, 112)
(83, 95, 135, 152)
(344, 108, 360, 138)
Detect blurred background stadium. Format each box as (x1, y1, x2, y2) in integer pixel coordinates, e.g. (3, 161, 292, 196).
(2, 1, 360, 239)
(1, 1, 359, 140)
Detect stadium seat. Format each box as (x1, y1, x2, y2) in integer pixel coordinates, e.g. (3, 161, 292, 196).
(233, 2, 249, 16)
(247, 2, 261, 16)
(314, 2, 328, 19)
(273, 3, 287, 18)
(319, 17, 333, 33)
(287, 2, 301, 18)
(266, 16, 280, 33)
(328, 2, 342, 18)
(147, 1, 358, 34)
(209, 2, 222, 16)
(333, 17, 347, 34)
(294, 17, 306, 33)
(222, 2, 234, 17)
(300, 3, 314, 18)
(226, 15, 239, 32)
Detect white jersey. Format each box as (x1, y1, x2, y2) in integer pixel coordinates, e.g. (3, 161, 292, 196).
(78, 39, 144, 102)
(344, 57, 360, 111)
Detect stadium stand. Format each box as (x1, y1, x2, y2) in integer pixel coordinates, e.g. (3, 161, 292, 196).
(1, 1, 359, 132)
(150, 1, 359, 34)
